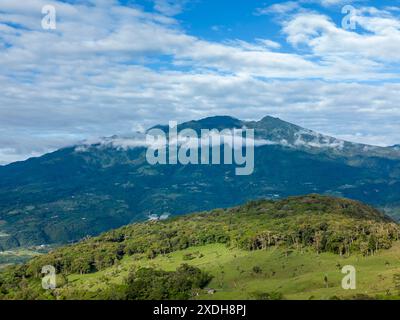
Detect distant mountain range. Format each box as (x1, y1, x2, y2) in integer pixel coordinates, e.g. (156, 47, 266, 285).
(1, 115, 400, 250)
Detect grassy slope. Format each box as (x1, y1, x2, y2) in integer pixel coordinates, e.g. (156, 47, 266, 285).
(2, 194, 400, 300)
(64, 242, 400, 300)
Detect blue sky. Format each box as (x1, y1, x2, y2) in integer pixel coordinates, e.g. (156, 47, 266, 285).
(0, 0, 400, 164)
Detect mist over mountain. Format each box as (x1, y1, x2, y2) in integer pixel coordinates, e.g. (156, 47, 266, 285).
(0, 115, 400, 250)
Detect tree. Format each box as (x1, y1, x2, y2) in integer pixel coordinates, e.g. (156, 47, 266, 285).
(252, 266, 262, 274)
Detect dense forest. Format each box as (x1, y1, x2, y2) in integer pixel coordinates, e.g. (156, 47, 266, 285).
(1, 194, 399, 300)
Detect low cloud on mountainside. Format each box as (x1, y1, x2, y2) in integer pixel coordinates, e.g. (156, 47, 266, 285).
(0, 0, 399, 164)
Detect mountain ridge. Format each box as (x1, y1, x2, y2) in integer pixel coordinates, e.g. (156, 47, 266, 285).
(2, 115, 397, 168)
(98, 115, 400, 159)
(1, 115, 400, 250)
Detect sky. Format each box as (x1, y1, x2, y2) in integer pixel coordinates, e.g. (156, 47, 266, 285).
(0, 0, 400, 164)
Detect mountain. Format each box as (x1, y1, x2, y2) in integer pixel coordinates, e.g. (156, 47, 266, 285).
(1, 195, 400, 300)
(1, 115, 400, 250)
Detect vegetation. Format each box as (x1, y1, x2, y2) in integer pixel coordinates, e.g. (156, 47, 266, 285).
(0, 194, 400, 300)
(123, 264, 212, 300)
(1, 115, 400, 251)
(251, 291, 285, 300)
(0, 248, 43, 269)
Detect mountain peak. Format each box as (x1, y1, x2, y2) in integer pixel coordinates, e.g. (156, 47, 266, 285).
(149, 115, 243, 133)
(260, 115, 282, 122)
(197, 115, 240, 123)
(258, 115, 302, 129)
(187, 115, 242, 129)
(1, 114, 400, 251)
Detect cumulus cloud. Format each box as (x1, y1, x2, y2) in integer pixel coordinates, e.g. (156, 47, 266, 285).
(282, 10, 400, 63)
(0, 0, 399, 164)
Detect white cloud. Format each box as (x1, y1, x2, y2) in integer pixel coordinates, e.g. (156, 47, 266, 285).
(309, 0, 356, 7)
(257, 1, 300, 15)
(256, 39, 282, 49)
(153, 0, 188, 16)
(0, 1, 399, 164)
(282, 10, 400, 63)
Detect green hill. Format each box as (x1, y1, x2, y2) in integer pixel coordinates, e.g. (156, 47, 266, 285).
(1, 194, 400, 300)
(1, 115, 400, 251)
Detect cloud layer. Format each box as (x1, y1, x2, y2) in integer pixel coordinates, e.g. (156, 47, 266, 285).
(0, 0, 399, 164)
